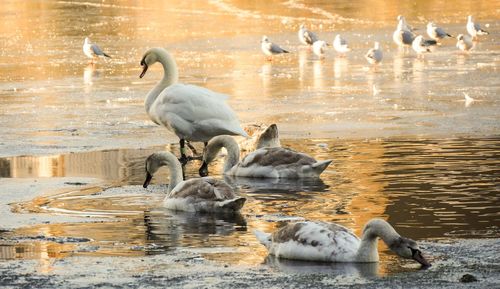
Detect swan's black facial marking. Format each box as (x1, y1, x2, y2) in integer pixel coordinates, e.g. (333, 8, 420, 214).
(143, 155, 153, 188)
(140, 55, 148, 78)
(143, 172, 152, 188)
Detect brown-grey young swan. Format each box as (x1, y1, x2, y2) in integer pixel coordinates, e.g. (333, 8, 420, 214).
(199, 135, 331, 178)
(143, 151, 245, 213)
(254, 218, 431, 267)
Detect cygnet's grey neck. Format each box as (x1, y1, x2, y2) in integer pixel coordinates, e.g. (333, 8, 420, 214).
(154, 152, 184, 193)
(204, 135, 240, 173)
(356, 219, 401, 262)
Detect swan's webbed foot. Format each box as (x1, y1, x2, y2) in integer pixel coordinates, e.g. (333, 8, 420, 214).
(178, 155, 189, 166)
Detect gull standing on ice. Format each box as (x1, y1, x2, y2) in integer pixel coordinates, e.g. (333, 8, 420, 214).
(298, 24, 319, 46)
(463, 92, 475, 107)
(426, 22, 452, 41)
(312, 40, 328, 59)
(397, 15, 417, 32)
(83, 37, 111, 62)
(365, 42, 383, 64)
(466, 15, 489, 39)
(333, 34, 350, 55)
(412, 35, 432, 55)
(393, 18, 416, 47)
(456, 34, 474, 52)
(261, 36, 289, 61)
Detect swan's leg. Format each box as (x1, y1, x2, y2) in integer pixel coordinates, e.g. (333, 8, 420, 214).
(186, 141, 199, 155)
(198, 143, 209, 176)
(184, 141, 204, 161)
(179, 139, 189, 165)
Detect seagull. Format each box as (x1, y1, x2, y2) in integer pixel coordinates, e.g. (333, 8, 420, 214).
(412, 35, 432, 55)
(298, 24, 319, 46)
(393, 18, 416, 47)
(397, 15, 417, 32)
(312, 40, 328, 59)
(333, 34, 351, 55)
(365, 42, 383, 64)
(463, 92, 474, 107)
(426, 22, 452, 41)
(261, 36, 289, 61)
(83, 37, 111, 63)
(466, 15, 489, 39)
(394, 20, 437, 48)
(456, 34, 474, 52)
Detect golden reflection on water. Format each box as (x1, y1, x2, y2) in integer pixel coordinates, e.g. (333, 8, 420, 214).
(1, 136, 498, 276)
(0, 0, 499, 277)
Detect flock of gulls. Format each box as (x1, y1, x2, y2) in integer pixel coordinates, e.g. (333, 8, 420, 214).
(76, 13, 489, 267)
(261, 15, 489, 63)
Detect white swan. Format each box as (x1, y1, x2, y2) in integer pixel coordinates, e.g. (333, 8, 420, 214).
(139, 48, 248, 163)
(83, 37, 111, 62)
(143, 151, 246, 213)
(254, 218, 431, 267)
(199, 135, 332, 178)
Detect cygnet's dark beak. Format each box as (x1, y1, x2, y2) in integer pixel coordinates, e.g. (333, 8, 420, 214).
(412, 250, 431, 268)
(140, 58, 148, 78)
(199, 162, 209, 177)
(143, 172, 153, 188)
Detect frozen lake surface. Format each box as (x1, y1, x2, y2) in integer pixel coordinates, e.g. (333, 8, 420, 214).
(0, 0, 499, 287)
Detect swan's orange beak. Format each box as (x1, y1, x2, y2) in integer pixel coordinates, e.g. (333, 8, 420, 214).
(143, 172, 153, 188)
(140, 58, 148, 78)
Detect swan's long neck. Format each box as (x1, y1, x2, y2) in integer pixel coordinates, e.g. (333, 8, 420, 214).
(204, 135, 240, 173)
(155, 152, 184, 193)
(145, 49, 179, 114)
(356, 219, 401, 262)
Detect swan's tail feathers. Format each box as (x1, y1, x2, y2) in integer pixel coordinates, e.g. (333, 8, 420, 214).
(219, 197, 246, 211)
(254, 230, 272, 248)
(312, 159, 333, 175)
(238, 128, 250, 138)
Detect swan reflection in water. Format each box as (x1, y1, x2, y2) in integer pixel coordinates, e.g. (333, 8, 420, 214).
(223, 175, 329, 194)
(264, 256, 379, 277)
(141, 208, 247, 254)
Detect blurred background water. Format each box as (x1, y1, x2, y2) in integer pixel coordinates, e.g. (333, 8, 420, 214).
(0, 0, 498, 276)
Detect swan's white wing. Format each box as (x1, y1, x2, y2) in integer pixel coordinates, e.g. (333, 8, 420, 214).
(151, 83, 247, 141)
(267, 221, 360, 262)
